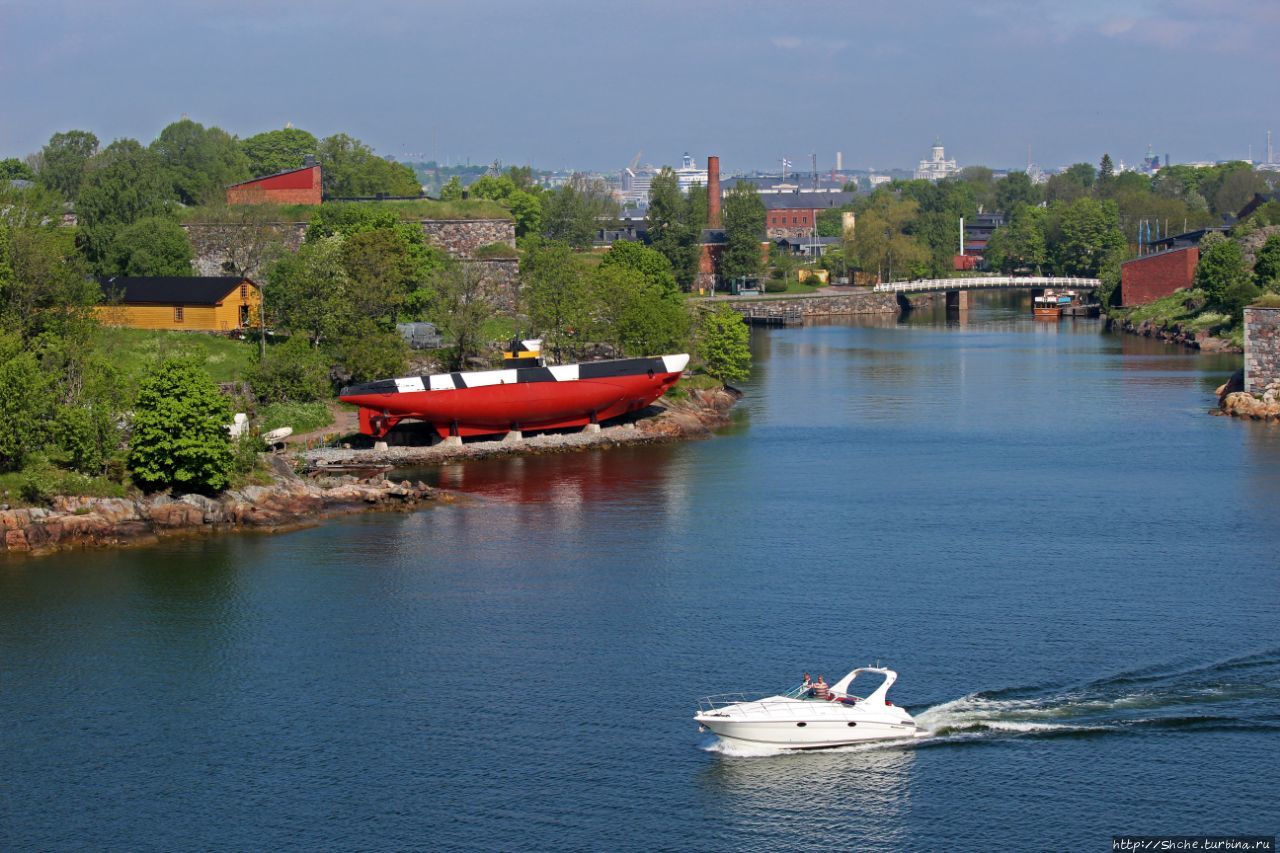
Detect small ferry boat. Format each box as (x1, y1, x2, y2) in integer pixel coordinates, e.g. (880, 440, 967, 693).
(1033, 291, 1071, 318)
(1034, 289, 1099, 318)
(340, 339, 689, 439)
(695, 666, 927, 749)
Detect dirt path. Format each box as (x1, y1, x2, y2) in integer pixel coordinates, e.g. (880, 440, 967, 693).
(285, 402, 358, 448)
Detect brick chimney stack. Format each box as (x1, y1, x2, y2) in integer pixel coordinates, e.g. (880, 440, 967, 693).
(707, 155, 721, 229)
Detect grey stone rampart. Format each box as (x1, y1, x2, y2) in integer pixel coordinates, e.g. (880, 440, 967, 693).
(1244, 306, 1280, 392)
(724, 290, 905, 319)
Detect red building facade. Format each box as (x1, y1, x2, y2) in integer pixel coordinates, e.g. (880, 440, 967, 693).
(1120, 246, 1199, 306)
(226, 165, 323, 206)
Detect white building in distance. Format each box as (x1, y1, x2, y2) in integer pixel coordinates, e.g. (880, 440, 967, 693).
(674, 153, 709, 191)
(620, 168, 654, 205)
(914, 140, 959, 181)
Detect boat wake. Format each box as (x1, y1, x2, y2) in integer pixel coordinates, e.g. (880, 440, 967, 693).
(702, 648, 1280, 757)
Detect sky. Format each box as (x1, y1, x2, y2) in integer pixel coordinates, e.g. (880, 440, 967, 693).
(2, 0, 1278, 174)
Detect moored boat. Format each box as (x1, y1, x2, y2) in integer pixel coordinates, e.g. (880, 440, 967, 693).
(1033, 291, 1069, 318)
(340, 341, 690, 439)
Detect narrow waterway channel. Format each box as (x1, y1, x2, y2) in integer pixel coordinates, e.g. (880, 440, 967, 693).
(3, 292, 1277, 851)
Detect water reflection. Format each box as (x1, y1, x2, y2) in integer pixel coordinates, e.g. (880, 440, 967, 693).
(698, 743, 915, 842)
(406, 445, 674, 504)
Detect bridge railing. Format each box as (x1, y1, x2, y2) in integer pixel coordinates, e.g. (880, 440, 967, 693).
(872, 276, 1101, 294)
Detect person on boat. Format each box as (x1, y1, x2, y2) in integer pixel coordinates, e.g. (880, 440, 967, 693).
(811, 675, 830, 700)
(802, 672, 811, 688)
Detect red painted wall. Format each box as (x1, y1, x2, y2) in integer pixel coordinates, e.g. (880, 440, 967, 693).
(767, 209, 817, 229)
(227, 165, 323, 205)
(1120, 246, 1199, 306)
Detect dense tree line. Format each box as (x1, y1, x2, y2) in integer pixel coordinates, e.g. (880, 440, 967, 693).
(805, 155, 1279, 308)
(6, 121, 425, 279)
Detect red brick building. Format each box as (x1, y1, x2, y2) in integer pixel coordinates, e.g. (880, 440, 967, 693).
(761, 191, 855, 239)
(1120, 246, 1199, 306)
(227, 163, 322, 206)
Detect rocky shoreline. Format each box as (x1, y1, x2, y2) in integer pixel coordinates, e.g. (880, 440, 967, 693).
(0, 461, 448, 557)
(1215, 370, 1280, 421)
(303, 386, 741, 469)
(3, 387, 739, 558)
(1104, 314, 1239, 353)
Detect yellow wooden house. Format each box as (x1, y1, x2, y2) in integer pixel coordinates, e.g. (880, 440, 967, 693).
(96, 276, 263, 332)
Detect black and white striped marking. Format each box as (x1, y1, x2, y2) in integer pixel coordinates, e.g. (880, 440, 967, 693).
(341, 354, 689, 398)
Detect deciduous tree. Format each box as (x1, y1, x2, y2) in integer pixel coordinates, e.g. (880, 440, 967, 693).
(431, 261, 492, 370)
(1195, 233, 1255, 316)
(542, 175, 617, 249)
(317, 134, 420, 198)
(695, 304, 751, 384)
(721, 182, 765, 282)
(37, 130, 98, 201)
(588, 265, 689, 357)
(77, 139, 176, 273)
(268, 235, 351, 346)
(522, 239, 591, 361)
(105, 216, 195, 277)
(241, 127, 318, 177)
(995, 171, 1040, 212)
(151, 119, 251, 206)
(647, 168, 702, 290)
(0, 158, 35, 181)
(1254, 234, 1280, 290)
(127, 358, 234, 493)
(599, 240, 678, 296)
(0, 332, 55, 472)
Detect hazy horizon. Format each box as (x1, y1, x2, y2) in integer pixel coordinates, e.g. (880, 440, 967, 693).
(3, 0, 1277, 175)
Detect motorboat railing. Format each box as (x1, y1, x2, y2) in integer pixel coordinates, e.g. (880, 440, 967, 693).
(697, 685, 855, 715)
(696, 692, 765, 714)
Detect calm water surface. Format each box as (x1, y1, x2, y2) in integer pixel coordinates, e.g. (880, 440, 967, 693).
(4, 295, 1279, 851)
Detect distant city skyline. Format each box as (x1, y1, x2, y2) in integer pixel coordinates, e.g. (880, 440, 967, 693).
(2, 1, 1277, 174)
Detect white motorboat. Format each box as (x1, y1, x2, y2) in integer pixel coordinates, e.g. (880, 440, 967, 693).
(695, 666, 928, 749)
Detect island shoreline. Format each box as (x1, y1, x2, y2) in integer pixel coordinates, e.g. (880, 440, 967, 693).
(1, 387, 740, 559)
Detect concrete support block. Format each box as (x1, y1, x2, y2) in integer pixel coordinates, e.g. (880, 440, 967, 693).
(501, 430, 523, 443)
(583, 423, 601, 434)
(373, 441, 388, 451)
(440, 435, 462, 447)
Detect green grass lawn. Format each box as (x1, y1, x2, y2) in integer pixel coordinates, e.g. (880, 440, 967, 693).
(100, 328, 258, 386)
(180, 198, 511, 224)
(1119, 288, 1232, 332)
(258, 401, 333, 434)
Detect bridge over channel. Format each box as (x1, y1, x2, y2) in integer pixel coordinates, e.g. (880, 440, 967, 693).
(873, 276, 1101, 309)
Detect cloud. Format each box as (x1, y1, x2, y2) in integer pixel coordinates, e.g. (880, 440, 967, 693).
(770, 35, 848, 54)
(1097, 17, 1136, 37)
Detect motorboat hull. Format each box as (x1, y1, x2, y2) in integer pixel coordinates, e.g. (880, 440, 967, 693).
(695, 666, 924, 750)
(698, 717, 925, 749)
(341, 354, 689, 438)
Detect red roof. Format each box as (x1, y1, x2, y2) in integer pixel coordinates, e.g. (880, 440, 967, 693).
(227, 165, 318, 191)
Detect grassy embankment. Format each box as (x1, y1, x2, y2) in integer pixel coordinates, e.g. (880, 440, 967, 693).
(178, 198, 513, 224)
(1106, 289, 1243, 349)
(102, 328, 335, 431)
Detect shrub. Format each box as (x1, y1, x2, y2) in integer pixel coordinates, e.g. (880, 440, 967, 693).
(472, 241, 519, 259)
(54, 405, 109, 475)
(0, 334, 55, 472)
(763, 279, 788, 293)
(127, 357, 234, 493)
(696, 304, 752, 383)
(247, 335, 331, 403)
(328, 320, 408, 384)
(258, 401, 332, 434)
